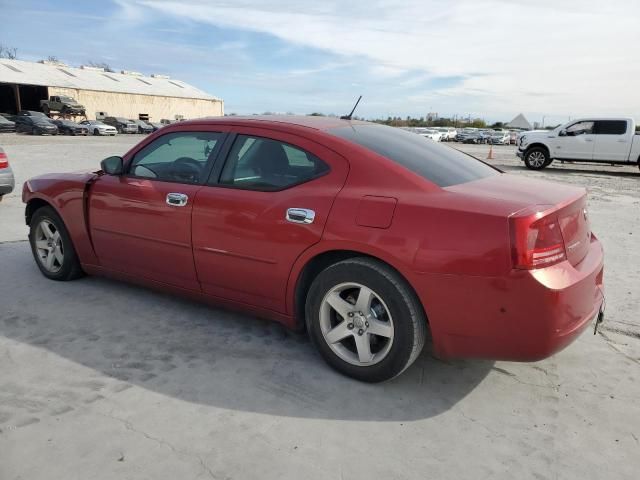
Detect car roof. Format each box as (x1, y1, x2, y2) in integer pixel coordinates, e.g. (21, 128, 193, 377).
(178, 115, 369, 131)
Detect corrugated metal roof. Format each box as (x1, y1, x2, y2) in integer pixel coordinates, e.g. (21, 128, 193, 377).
(0, 59, 220, 101)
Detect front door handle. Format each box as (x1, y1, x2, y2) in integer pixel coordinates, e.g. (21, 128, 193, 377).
(286, 208, 315, 224)
(166, 192, 188, 207)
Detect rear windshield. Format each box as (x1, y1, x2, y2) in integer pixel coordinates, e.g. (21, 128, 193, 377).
(328, 124, 499, 187)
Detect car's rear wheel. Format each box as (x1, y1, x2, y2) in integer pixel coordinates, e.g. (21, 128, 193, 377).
(306, 257, 426, 382)
(29, 206, 84, 281)
(524, 147, 549, 170)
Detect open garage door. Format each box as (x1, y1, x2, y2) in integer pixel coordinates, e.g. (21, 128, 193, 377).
(0, 83, 17, 114)
(0, 83, 48, 114)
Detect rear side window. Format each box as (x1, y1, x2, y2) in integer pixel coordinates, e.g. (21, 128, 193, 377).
(595, 120, 627, 135)
(328, 124, 498, 187)
(219, 135, 329, 191)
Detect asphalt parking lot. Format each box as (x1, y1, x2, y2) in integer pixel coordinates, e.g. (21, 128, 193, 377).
(0, 134, 638, 479)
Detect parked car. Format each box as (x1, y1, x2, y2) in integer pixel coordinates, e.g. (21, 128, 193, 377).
(418, 129, 443, 141)
(0, 115, 16, 132)
(15, 115, 58, 135)
(148, 122, 164, 132)
(490, 131, 510, 145)
(517, 117, 640, 170)
(509, 131, 519, 145)
(456, 128, 477, 142)
(22, 116, 605, 382)
(52, 119, 89, 136)
(435, 127, 457, 142)
(0, 112, 17, 122)
(0, 147, 15, 201)
(462, 133, 484, 144)
(79, 120, 117, 136)
(130, 119, 154, 134)
(103, 117, 138, 134)
(40, 95, 86, 116)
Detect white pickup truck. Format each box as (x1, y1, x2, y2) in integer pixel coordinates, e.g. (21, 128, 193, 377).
(516, 117, 640, 170)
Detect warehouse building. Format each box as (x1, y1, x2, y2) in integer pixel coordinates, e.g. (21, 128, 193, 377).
(0, 59, 223, 121)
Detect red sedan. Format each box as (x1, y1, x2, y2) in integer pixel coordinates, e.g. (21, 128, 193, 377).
(22, 116, 605, 382)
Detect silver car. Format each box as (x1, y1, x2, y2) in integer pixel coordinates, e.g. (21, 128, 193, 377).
(79, 120, 118, 136)
(0, 147, 15, 201)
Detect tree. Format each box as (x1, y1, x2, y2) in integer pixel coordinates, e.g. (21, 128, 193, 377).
(86, 60, 115, 72)
(0, 44, 17, 59)
(46, 55, 59, 62)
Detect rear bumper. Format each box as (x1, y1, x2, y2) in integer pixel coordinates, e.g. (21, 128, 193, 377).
(414, 235, 605, 361)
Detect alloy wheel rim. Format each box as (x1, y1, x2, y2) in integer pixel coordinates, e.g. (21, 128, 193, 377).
(528, 151, 545, 167)
(319, 282, 394, 366)
(34, 219, 64, 273)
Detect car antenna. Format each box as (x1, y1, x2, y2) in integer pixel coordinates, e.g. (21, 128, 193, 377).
(340, 95, 362, 120)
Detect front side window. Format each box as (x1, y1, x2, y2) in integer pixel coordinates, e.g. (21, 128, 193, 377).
(219, 135, 329, 190)
(565, 121, 594, 136)
(595, 120, 627, 135)
(129, 132, 222, 184)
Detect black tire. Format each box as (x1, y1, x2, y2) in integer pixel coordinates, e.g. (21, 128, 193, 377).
(305, 257, 427, 382)
(31, 127, 37, 135)
(93, 128, 99, 136)
(29, 206, 84, 281)
(524, 147, 550, 170)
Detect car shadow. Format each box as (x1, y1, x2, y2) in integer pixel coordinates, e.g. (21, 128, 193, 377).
(0, 243, 493, 422)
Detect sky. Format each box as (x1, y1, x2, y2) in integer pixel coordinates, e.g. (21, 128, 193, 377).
(1, 0, 639, 124)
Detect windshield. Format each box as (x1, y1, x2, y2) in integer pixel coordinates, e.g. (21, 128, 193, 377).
(328, 124, 499, 187)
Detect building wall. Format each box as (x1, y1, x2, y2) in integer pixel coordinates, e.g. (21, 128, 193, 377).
(48, 87, 223, 121)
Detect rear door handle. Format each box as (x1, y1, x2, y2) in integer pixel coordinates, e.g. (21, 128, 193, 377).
(166, 192, 188, 207)
(286, 208, 315, 224)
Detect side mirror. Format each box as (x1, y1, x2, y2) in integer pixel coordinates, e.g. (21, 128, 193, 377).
(100, 156, 124, 175)
(558, 129, 567, 137)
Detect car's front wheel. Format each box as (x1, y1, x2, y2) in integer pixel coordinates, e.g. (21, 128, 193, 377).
(306, 257, 427, 382)
(524, 147, 550, 170)
(29, 206, 84, 281)
(93, 128, 100, 136)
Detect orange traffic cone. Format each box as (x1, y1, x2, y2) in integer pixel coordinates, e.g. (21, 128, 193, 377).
(486, 144, 494, 160)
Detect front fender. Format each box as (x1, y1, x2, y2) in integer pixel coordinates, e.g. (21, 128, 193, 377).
(23, 172, 99, 266)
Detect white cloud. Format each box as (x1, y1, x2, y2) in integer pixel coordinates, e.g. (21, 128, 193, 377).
(133, 0, 640, 119)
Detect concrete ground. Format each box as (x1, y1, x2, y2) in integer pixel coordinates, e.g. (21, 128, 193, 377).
(0, 133, 638, 480)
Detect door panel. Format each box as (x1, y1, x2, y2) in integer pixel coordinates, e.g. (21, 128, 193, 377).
(88, 128, 228, 290)
(553, 121, 595, 160)
(593, 120, 630, 161)
(89, 175, 203, 290)
(192, 129, 349, 314)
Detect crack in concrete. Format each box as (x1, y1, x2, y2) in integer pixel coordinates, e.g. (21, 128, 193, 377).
(601, 326, 640, 340)
(598, 331, 640, 365)
(99, 411, 216, 479)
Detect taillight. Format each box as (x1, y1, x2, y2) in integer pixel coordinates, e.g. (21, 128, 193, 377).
(510, 206, 567, 269)
(0, 151, 8, 169)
